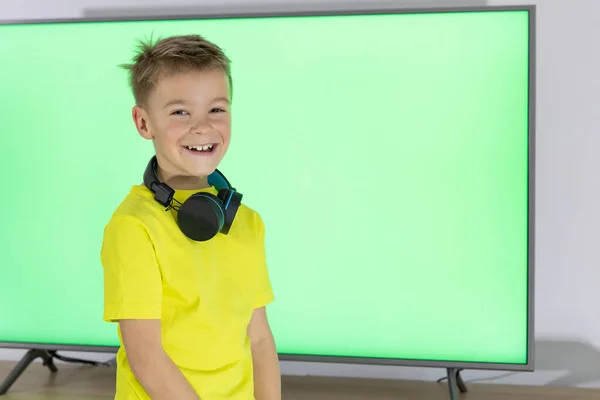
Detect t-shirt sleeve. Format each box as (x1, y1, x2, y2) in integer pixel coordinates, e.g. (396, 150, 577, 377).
(100, 215, 163, 322)
(253, 211, 275, 309)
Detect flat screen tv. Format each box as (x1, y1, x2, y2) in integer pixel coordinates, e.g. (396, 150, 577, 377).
(0, 5, 535, 372)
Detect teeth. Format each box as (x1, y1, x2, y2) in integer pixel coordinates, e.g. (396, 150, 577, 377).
(186, 144, 214, 152)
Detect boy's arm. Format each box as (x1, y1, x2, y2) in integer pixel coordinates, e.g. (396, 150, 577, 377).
(101, 216, 200, 399)
(120, 319, 200, 400)
(248, 211, 280, 399)
(248, 307, 281, 400)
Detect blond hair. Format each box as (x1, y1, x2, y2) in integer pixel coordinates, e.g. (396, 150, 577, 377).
(120, 34, 232, 107)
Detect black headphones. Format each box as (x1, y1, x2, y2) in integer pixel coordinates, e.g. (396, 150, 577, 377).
(143, 156, 243, 242)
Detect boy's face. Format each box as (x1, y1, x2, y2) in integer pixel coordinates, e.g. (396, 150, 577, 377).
(133, 68, 231, 189)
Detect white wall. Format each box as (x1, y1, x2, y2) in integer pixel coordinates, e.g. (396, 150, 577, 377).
(2, 0, 600, 389)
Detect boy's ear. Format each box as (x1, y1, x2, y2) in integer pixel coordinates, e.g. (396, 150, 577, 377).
(132, 105, 154, 140)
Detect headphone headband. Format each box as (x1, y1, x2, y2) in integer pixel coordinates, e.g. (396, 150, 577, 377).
(143, 155, 233, 202)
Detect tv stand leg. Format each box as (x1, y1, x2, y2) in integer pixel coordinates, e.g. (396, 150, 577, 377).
(0, 349, 57, 395)
(446, 368, 467, 400)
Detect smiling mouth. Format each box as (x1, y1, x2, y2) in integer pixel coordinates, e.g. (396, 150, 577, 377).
(183, 144, 217, 153)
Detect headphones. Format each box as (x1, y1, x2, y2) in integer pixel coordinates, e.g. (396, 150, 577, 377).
(143, 156, 243, 242)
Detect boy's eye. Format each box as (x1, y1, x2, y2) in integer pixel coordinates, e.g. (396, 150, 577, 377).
(210, 108, 226, 113)
(171, 110, 188, 116)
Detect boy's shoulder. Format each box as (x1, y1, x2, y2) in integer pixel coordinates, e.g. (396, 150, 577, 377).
(109, 184, 156, 219)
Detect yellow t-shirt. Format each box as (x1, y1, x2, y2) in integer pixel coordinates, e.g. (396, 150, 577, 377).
(100, 184, 274, 400)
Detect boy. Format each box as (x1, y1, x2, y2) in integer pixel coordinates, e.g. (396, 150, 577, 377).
(100, 34, 281, 400)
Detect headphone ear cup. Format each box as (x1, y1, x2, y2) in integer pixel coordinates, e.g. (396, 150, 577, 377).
(217, 189, 243, 234)
(177, 193, 225, 241)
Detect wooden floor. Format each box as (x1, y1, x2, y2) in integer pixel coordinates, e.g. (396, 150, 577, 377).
(2, 360, 600, 399)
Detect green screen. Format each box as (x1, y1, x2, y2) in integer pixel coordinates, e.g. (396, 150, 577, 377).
(0, 9, 531, 367)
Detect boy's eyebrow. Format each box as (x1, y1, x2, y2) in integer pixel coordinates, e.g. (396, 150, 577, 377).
(163, 97, 230, 108)
(163, 99, 189, 108)
(212, 97, 231, 104)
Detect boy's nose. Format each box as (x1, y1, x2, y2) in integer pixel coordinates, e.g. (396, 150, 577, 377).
(190, 120, 213, 133)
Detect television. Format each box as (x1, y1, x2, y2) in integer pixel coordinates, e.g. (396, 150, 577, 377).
(0, 4, 535, 383)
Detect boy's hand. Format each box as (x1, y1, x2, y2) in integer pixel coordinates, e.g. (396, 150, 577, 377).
(120, 319, 201, 400)
(248, 307, 281, 400)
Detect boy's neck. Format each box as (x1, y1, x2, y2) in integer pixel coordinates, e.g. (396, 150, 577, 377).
(156, 166, 210, 190)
